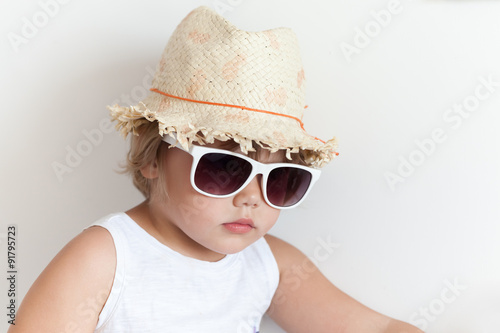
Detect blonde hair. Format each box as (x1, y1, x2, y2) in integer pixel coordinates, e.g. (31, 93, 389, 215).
(121, 121, 165, 199)
(122, 121, 307, 200)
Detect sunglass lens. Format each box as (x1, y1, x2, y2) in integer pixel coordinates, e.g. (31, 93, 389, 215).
(194, 153, 252, 195)
(267, 167, 312, 207)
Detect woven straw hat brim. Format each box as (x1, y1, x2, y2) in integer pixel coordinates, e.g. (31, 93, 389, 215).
(109, 92, 338, 167)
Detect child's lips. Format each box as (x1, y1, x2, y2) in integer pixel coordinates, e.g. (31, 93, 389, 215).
(223, 218, 255, 233)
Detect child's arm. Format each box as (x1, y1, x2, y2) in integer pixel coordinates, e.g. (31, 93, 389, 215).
(8, 226, 116, 333)
(265, 234, 424, 333)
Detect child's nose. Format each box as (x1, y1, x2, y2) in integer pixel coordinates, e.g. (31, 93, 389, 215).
(233, 175, 264, 208)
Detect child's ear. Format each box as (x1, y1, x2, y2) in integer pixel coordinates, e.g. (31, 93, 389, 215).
(140, 160, 159, 179)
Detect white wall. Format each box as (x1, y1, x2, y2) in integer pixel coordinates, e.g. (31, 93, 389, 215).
(2, 0, 499, 332)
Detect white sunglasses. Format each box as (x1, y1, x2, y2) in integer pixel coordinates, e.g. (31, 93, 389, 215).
(162, 135, 321, 209)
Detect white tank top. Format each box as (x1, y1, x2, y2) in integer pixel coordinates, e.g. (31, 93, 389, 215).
(88, 212, 280, 333)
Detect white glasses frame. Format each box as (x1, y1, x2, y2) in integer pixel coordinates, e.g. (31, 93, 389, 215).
(162, 135, 321, 210)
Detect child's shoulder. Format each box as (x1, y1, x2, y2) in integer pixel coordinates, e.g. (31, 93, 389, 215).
(68, 224, 117, 271)
(35, 225, 116, 293)
(12, 226, 115, 331)
(264, 234, 309, 272)
(40, 225, 116, 304)
(52, 224, 117, 281)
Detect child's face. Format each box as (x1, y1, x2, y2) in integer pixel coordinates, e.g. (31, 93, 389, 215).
(147, 141, 282, 259)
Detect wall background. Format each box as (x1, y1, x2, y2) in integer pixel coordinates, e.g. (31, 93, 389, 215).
(1, 0, 499, 331)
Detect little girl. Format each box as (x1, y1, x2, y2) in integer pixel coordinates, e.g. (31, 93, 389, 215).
(11, 6, 423, 333)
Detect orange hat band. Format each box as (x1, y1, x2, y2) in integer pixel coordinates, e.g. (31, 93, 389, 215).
(150, 88, 337, 152)
(150, 88, 306, 130)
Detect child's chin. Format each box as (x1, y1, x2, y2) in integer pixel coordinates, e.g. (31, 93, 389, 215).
(214, 241, 254, 255)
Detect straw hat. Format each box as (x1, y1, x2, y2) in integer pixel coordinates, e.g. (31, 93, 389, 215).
(108, 6, 338, 168)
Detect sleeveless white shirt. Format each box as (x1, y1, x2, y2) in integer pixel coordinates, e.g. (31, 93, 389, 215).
(88, 213, 280, 333)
